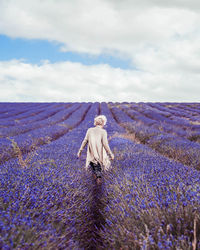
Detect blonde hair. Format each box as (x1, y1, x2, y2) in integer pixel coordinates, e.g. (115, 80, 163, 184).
(94, 115, 107, 126)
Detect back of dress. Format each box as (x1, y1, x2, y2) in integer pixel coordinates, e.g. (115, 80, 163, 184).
(86, 126, 113, 170)
(78, 126, 114, 171)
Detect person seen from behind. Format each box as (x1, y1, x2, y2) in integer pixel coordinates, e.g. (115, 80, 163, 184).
(77, 115, 114, 185)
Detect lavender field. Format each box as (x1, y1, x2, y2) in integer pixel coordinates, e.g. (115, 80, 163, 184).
(0, 102, 200, 249)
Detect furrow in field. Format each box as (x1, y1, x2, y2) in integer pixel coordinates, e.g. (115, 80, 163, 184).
(130, 103, 194, 128)
(2, 103, 72, 128)
(124, 103, 194, 137)
(162, 102, 200, 114)
(1, 103, 200, 249)
(158, 103, 200, 121)
(173, 103, 200, 115)
(0, 103, 43, 115)
(17, 103, 71, 124)
(119, 103, 200, 142)
(0, 103, 109, 249)
(99, 135, 200, 248)
(148, 102, 200, 127)
(0, 104, 91, 165)
(0, 103, 65, 127)
(0, 104, 78, 137)
(0, 103, 98, 168)
(0, 103, 50, 119)
(108, 103, 200, 170)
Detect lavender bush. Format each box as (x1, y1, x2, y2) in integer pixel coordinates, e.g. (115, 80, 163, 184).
(0, 102, 200, 249)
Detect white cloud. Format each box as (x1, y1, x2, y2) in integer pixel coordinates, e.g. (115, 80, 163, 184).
(0, 0, 200, 101)
(0, 0, 199, 56)
(0, 60, 200, 102)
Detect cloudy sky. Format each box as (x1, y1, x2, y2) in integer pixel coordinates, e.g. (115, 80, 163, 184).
(0, 0, 200, 102)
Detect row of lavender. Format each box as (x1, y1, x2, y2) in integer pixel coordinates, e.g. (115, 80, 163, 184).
(109, 102, 200, 169)
(119, 102, 200, 139)
(1, 102, 119, 248)
(0, 103, 89, 165)
(99, 103, 200, 248)
(0, 102, 101, 248)
(0, 102, 200, 249)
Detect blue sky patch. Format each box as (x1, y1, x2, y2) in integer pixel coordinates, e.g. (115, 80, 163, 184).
(0, 34, 132, 69)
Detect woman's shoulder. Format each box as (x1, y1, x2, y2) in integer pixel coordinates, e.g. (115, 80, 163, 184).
(89, 126, 105, 132)
(87, 127, 95, 132)
(88, 126, 106, 133)
(101, 128, 107, 135)
(104, 129, 108, 135)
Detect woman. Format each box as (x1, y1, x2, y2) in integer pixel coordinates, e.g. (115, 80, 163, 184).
(77, 115, 114, 184)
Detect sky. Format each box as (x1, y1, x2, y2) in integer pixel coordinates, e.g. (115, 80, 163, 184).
(0, 0, 200, 102)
